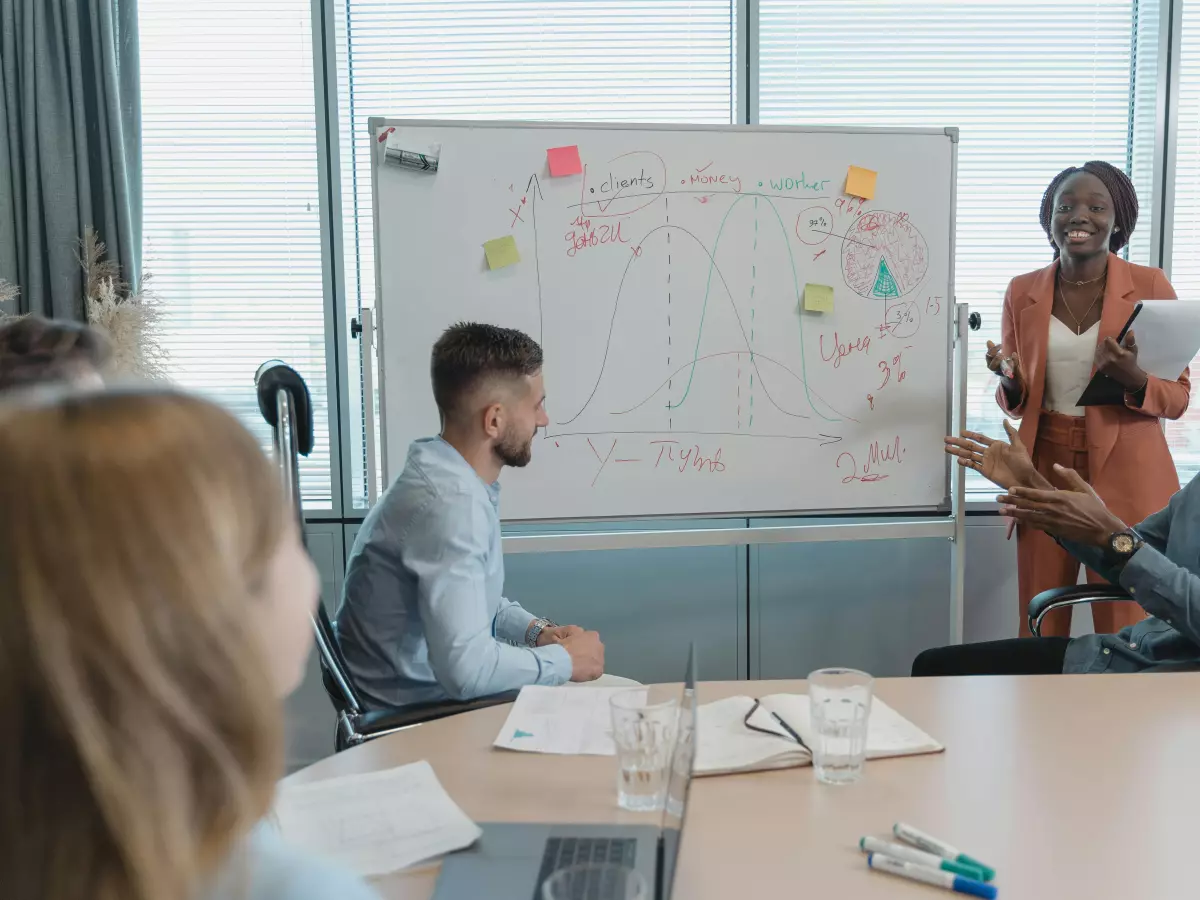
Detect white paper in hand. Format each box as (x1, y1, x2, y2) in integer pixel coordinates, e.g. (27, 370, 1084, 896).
(1127, 300, 1200, 380)
(494, 685, 646, 755)
(274, 760, 481, 877)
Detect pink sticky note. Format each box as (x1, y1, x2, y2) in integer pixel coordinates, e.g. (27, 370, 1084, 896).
(547, 145, 583, 177)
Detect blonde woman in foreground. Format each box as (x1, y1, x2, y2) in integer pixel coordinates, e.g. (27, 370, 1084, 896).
(0, 387, 378, 900)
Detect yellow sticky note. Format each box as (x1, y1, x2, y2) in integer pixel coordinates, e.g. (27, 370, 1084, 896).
(804, 283, 835, 313)
(845, 165, 877, 200)
(484, 235, 520, 270)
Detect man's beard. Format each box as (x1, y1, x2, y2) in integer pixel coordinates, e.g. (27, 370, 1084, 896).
(495, 428, 534, 468)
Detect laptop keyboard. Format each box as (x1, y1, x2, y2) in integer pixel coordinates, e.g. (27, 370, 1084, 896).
(533, 837, 639, 899)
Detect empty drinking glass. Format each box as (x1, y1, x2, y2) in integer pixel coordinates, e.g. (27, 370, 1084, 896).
(542, 863, 649, 900)
(808, 667, 874, 785)
(609, 690, 678, 811)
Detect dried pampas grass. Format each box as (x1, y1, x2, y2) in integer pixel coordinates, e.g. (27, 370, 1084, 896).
(0, 280, 17, 319)
(79, 227, 168, 381)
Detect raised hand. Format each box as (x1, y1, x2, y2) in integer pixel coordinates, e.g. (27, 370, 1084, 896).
(998, 464, 1126, 546)
(944, 420, 1045, 490)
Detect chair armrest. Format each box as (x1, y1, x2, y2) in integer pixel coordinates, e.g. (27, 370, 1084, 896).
(1028, 585, 1134, 637)
(340, 691, 522, 749)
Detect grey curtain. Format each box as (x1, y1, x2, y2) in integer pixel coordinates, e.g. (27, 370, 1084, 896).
(0, 0, 141, 319)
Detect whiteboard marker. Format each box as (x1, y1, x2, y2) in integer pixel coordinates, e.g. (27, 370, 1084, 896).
(860, 837, 986, 880)
(384, 146, 439, 172)
(894, 822, 996, 882)
(868, 853, 997, 898)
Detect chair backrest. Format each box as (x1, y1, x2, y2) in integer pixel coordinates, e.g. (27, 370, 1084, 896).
(255, 360, 366, 719)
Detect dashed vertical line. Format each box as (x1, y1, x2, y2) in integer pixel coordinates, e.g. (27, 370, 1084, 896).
(667, 196, 672, 430)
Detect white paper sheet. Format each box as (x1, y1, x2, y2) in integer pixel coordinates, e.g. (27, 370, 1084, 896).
(493, 685, 646, 755)
(274, 760, 481, 877)
(1126, 300, 1200, 380)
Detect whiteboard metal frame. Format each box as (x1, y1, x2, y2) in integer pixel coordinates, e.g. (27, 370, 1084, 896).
(367, 117, 959, 516)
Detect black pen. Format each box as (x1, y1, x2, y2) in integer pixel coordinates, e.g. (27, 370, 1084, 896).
(1115, 302, 1144, 345)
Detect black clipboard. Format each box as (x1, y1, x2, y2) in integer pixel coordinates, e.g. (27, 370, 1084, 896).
(1076, 302, 1144, 406)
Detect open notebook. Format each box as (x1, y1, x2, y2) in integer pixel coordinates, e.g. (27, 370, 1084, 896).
(696, 694, 942, 776)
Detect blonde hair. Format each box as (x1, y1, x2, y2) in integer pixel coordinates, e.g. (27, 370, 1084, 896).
(0, 387, 286, 900)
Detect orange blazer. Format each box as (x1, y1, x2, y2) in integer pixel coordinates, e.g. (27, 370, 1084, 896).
(997, 254, 1189, 525)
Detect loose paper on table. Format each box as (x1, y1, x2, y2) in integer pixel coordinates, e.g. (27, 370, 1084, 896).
(494, 685, 646, 755)
(274, 760, 481, 877)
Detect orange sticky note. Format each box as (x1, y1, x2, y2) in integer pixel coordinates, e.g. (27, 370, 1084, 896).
(484, 235, 520, 270)
(845, 166, 877, 200)
(547, 145, 583, 177)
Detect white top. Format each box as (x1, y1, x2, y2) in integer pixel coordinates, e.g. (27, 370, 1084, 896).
(1042, 317, 1097, 416)
(200, 822, 380, 900)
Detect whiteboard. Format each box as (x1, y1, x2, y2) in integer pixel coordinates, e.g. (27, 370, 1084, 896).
(371, 119, 956, 522)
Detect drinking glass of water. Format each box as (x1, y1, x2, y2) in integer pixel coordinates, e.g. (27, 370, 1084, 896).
(542, 863, 649, 900)
(609, 690, 678, 811)
(807, 667, 874, 785)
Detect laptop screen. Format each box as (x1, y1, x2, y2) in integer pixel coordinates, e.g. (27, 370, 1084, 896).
(658, 645, 697, 899)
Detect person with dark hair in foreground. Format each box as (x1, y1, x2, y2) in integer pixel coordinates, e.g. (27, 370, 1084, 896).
(913, 427, 1200, 676)
(986, 160, 1188, 640)
(335, 322, 604, 710)
(0, 315, 109, 391)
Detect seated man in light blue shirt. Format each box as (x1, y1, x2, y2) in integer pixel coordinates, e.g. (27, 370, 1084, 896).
(334, 322, 604, 710)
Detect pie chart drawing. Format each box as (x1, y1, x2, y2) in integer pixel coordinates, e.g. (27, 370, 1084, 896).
(841, 211, 929, 300)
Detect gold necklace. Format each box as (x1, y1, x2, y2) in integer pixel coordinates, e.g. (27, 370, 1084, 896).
(1056, 275, 1105, 335)
(1060, 265, 1108, 286)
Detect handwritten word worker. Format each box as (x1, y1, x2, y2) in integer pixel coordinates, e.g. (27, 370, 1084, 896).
(985, 161, 1188, 638)
(334, 323, 605, 710)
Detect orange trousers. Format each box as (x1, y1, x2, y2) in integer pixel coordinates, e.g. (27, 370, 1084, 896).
(1016, 411, 1146, 638)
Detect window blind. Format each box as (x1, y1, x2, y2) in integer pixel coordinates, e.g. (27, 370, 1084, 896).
(1165, 1, 1200, 484)
(759, 0, 1142, 490)
(332, 0, 736, 506)
(141, 0, 332, 507)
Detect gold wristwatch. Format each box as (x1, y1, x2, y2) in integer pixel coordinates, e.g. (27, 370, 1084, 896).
(1107, 530, 1145, 566)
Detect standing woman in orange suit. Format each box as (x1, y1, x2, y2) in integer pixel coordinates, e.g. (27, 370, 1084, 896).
(987, 161, 1189, 637)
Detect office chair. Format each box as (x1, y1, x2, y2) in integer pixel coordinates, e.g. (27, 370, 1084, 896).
(254, 361, 518, 753)
(1027, 584, 1135, 638)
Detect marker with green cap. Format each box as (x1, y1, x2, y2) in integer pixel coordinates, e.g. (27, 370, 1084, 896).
(894, 822, 996, 882)
(860, 837, 986, 880)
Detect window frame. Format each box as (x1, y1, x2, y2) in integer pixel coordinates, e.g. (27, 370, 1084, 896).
(302, 0, 1187, 520)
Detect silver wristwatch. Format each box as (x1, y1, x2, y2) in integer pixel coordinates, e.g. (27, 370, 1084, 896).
(525, 617, 556, 647)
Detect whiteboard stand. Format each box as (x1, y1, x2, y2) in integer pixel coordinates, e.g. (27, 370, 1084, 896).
(361, 118, 971, 645)
(357, 304, 971, 647)
(361, 308, 379, 506)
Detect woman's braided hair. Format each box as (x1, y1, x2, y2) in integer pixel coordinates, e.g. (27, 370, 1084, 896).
(1039, 160, 1138, 257)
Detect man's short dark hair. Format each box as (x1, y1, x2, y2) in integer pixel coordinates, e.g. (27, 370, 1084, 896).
(0, 316, 110, 392)
(431, 322, 543, 420)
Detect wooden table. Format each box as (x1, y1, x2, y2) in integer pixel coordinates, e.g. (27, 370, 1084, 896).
(287, 675, 1200, 899)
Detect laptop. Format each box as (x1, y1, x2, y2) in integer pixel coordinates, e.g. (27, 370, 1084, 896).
(432, 646, 698, 900)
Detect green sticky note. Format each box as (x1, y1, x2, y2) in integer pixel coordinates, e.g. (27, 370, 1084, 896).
(484, 235, 520, 270)
(804, 283, 834, 313)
